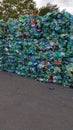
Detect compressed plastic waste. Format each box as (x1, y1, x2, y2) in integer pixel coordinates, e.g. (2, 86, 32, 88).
(0, 10, 73, 87)
(0, 20, 6, 70)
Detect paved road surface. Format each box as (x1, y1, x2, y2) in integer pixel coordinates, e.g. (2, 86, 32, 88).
(0, 71, 73, 130)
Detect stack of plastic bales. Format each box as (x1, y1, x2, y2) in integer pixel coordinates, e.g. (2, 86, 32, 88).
(0, 10, 73, 87)
(40, 10, 73, 86)
(2, 19, 16, 72)
(0, 20, 5, 70)
(66, 15, 73, 87)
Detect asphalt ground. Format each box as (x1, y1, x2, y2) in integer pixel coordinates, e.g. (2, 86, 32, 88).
(0, 71, 73, 130)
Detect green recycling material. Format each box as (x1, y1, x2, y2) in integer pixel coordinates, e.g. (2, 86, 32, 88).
(0, 10, 73, 87)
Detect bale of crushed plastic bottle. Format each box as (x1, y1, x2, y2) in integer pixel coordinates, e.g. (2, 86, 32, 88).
(0, 10, 73, 87)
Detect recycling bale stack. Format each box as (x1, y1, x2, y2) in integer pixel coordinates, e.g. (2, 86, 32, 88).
(0, 10, 73, 87)
(40, 10, 73, 86)
(0, 20, 6, 70)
